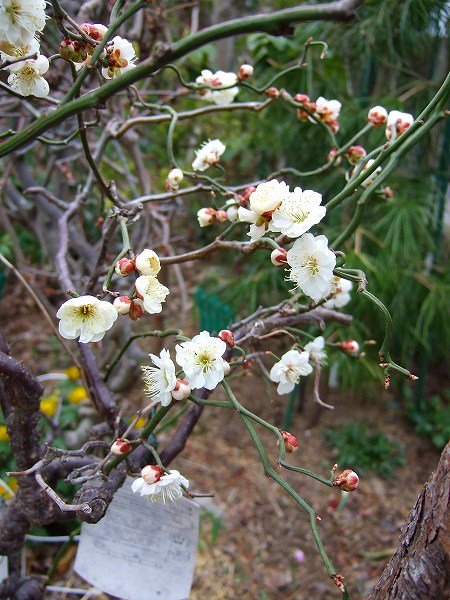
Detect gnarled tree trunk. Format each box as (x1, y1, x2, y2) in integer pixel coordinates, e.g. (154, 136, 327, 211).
(368, 442, 450, 600)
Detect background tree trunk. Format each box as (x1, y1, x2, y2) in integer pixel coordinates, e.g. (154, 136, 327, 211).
(368, 442, 450, 600)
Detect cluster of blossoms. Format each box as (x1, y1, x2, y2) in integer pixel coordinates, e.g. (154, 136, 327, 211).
(141, 329, 235, 406)
(368, 106, 414, 140)
(237, 179, 327, 242)
(295, 94, 342, 132)
(0, 0, 49, 97)
(56, 249, 169, 342)
(195, 65, 253, 106)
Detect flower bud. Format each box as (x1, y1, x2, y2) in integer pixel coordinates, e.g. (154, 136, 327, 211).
(243, 186, 257, 202)
(197, 207, 216, 227)
(294, 93, 310, 104)
(327, 146, 342, 166)
(80, 23, 108, 41)
(215, 210, 228, 223)
(238, 64, 254, 80)
(270, 247, 288, 267)
(277, 430, 299, 453)
(171, 378, 191, 401)
(226, 205, 239, 222)
(115, 257, 135, 277)
(383, 186, 394, 199)
(347, 145, 367, 166)
(265, 86, 280, 99)
(110, 438, 132, 455)
(135, 249, 161, 276)
(129, 299, 144, 321)
(368, 105, 388, 127)
(113, 295, 133, 315)
(218, 329, 235, 347)
(338, 340, 360, 355)
(166, 168, 184, 190)
(334, 469, 359, 492)
(59, 38, 88, 63)
(222, 359, 231, 376)
(141, 464, 165, 484)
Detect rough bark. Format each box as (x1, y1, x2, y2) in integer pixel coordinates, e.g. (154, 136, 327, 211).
(368, 442, 450, 600)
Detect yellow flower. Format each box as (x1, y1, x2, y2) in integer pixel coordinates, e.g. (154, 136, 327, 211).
(40, 394, 58, 417)
(67, 386, 88, 404)
(64, 366, 80, 380)
(0, 424, 9, 442)
(133, 417, 147, 429)
(0, 477, 17, 499)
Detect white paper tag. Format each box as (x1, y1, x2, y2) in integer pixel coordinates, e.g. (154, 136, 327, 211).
(0, 555, 7, 584)
(74, 477, 199, 600)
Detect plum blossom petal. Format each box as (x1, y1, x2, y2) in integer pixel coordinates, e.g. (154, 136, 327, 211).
(56, 296, 118, 344)
(304, 336, 327, 365)
(270, 187, 326, 238)
(141, 349, 177, 406)
(0, 0, 46, 45)
(175, 331, 227, 390)
(323, 277, 353, 308)
(270, 349, 313, 394)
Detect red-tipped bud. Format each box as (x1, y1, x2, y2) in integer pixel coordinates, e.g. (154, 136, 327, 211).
(171, 378, 191, 401)
(327, 146, 342, 166)
(215, 210, 228, 223)
(294, 93, 310, 104)
(277, 430, 299, 453)
(238, 64, 254, 80)
(368, 106, 388, 128)
(222, 359, 231, 376)
(265, 86, 280, 99)
(218, 329, 235, 347)
(110, 438, 132, 455)
(334, 469, 359, 492)
(113, 295, 133, 315)
(347, 145, 367, 166)
(338, 340, 360, 355)
(141, 464, 165, 484)
(59, 38, 88, 62)
(270, 247, 288, 267)
(115, 257, 135, 277)
(129, 299, 144, 321)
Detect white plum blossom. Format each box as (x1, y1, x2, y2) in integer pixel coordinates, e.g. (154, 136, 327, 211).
(196, 69, 238, 105)
(135, 249, 161, 276)
(102, 35, 136, 79)
(270, 187, 326, 238)
(287, 233, 336, 303)
(56, 295, 118, 343)
(270, 349, 313, 394)
(192, 139, 226, 171)
(135, 275, 170, 314)
(141, 348, 177, 406)
(166, 167, 183, 190)
(7, 54, 49, 97)
(0, 0, 46, 45)
(175, 331, 227, 390)
(132, 468, 189, 503)
(238, 179, 291, 241)
(386, 110, 414, 140)
(0, 37, 39, 61)
(315, 96, 341, 121)
(323, 277, 353, 308)
(304, 336, 327, 365)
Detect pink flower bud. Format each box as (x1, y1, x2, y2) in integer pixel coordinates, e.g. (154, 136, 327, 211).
(222, 360, 231, 376)
(166, 168, 184, 190)
(270, 247, 288, 267)
(171, 378, 191, 401)
(218, 329, 235, 347)
(115, 257, 135, 277)
(238, 64, 254, 80)
(215, 210, 228, 223)
(347, 145, 367, 165)
(197, 207, 216, 227)
(277, 430, 299, 453)
(294, 93, 310, 104)
(334, 469, 359, 492)
(113, 295, 132, 315)
(265, 87, 280, 99)
(368, 106, 388, 127)
(129, 299, 144, 321)
(110, 438, 132, 455)
(327, 146, 342, 166)
(60, 38, 88, 62)
(141, 464, 165, 484)
(338, 340, 360, 355)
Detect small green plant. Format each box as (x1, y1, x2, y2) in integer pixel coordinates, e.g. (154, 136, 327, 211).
(323, 421, 405, 477)
(406, 392, 450, 449)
